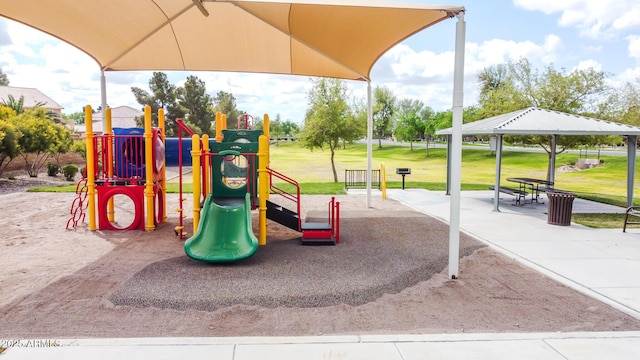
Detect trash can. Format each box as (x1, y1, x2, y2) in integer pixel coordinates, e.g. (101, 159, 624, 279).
(547, 190, 576, 226)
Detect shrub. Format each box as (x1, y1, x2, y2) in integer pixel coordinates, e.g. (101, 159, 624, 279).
(62, 164, 79, 181)
(46, 162, 60, 176)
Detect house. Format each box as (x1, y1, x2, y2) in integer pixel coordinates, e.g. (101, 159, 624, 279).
(0, 85, 64, 120)
(74, 105, 144, 138)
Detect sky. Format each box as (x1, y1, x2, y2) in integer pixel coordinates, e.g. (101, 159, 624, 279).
(0, 0, 639, 123)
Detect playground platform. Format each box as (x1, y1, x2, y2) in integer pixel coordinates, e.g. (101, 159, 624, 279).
(2, 190, 640, 359)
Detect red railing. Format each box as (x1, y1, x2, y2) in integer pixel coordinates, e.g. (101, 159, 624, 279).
(176, 118, 195, 239)
(267, 167, 301, 231)
(328, 197, 340, 243)
(91, 134, 147, 183)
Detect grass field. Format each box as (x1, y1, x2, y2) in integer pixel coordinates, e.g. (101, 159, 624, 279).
(268, 142, 639, 204)
(35, 141, 639, 201)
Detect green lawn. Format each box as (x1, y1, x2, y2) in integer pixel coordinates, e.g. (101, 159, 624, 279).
(30, 141, 640, 228)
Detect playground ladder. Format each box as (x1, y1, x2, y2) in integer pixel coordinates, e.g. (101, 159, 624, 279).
(66, 178, 88, 230)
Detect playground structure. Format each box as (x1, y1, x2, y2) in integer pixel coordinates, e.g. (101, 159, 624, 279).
(68, 105, 166, 232)
(181, 112, 341, 262)
(69, 106, 340, 263)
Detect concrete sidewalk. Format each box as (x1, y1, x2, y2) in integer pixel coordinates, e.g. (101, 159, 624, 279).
(2, 189, 639, 359)
(2, 332, 640, 359)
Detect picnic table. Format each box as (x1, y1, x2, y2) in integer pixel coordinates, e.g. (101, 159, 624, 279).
(506, 177, 554, 204)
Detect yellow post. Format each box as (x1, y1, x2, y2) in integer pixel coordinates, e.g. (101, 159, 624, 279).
(263, 114, 270, 200)
(215, 111, 223, 143)
(105, 107, 115, 222)
(258, 135, 268, 245)
(192, 134, 202, 233)
(144, 106, 155, 232)
(381, 163, 387, 199)
(85, 105, 96, 231)
(221, 114, 227, 130)
(158, 108, 167, 223)
(202, 134, 210, 197)
(263, 113, 270, 140)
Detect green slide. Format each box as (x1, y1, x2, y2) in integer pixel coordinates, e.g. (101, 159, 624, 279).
(184, 193, 259, 263)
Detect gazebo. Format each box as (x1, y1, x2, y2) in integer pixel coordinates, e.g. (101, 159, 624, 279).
(437, 107, 640, 210)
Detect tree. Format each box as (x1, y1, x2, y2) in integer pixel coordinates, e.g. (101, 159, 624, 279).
(476, 58, 613, 179)
(131, 72, 184, 136)
(372, 86, 396, 148)
(2, 95, 28, 115)
(178, 75, 214, 135)
(299, 78, 350, 182)
(394, 98, 429, 151)
(63, 111, 86, 125)
(606, 77, 640, 127)
(0, 69, 9, 86)
(0, 106, 20, 176)
(15, 108, 68, 177)
(271, 114, 283, 145)
(49, 124, 74, 166)
(213, 91, 242, 129)
(281, 120, 300, 139)
(477, 59, 610, 118)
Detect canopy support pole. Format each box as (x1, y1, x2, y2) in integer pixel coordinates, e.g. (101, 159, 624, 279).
(100, 69, 107, 133)
(366, 81, 373, 208)
(446, 135, 452, 195)
(628, 135, 637, 208)
(493, 134, 503, 212)
(448, 11, 465, 280)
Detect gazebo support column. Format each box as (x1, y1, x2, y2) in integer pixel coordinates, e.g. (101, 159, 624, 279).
(549, 134, 557, 184)
(493, 135, 503, 212)
(628, 135, 637, 208)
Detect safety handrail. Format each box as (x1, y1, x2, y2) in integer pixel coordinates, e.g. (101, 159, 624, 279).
(267, 167, 301, 230)
(175, 119, 195, 137)
(328, 197, 340, 243)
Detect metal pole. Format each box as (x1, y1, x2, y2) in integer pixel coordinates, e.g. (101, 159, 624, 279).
(100, 70, 107, 134)
(627, 135, 637, 208)
(446, 134, 451, 195)
(448, 11, 465, 280)
(550, 135, 557, 184)
(493, 134, 503, 212)
(366, 80, 373, 208)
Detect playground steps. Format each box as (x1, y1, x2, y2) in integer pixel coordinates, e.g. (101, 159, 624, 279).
(265, 200, 300, 231)
(266, 200, 336, 245)
(301, 222, 335, 245)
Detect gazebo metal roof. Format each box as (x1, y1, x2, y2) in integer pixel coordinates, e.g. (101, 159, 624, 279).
(437, 107, 640, 211)
(437, 107, 640, 136)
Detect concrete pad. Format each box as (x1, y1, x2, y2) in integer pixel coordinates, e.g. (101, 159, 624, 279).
(595, 287, 640, 312)
(545, 337, 640, 360)
(235, 343, 404, 360)
(397, 340, 564, 360)
(535, 259, 640, 288)
(0, 345, 234, 360)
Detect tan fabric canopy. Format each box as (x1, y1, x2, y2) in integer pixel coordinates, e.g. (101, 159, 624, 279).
(0, 0, 463, 81)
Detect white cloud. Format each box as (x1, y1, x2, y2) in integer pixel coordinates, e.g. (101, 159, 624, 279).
(628, 35, 640, 62)
(514, 0, 640, 39)
(364, 31, 565, 111)
(573, 59, 602, 72)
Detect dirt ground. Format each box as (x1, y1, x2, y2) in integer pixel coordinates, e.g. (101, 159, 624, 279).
(1, 180, 640, 338)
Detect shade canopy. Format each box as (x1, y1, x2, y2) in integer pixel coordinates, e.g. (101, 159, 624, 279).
(0, 0, 462, 81)
(437, 107, 640, 137)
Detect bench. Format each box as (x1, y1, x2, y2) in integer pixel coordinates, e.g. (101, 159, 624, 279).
(623, 206, 640, 232)
(344, 169, 381, 190)
(489, 186, 528, 205)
